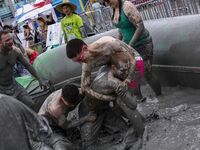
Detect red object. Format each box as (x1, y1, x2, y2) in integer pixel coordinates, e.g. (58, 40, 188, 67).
(128, 59, 144, 89)
(34, 0, 51, 8)
(29, 51, 38, 65)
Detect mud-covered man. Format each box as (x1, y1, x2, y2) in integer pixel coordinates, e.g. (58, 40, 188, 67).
(66, 36, 145, 149)
(79, 61, 144, 149)
(0, 30, 46, 109)
(38, 84, 96, 150)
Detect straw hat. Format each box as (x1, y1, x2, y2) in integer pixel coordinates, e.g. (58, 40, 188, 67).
(55, 0, 77, 13)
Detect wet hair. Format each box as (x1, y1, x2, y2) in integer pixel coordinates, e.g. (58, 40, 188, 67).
(111, 52, 129, 67)
(66, 39, 86, 59)
(61, 84, 80, 104)
(0, 30, 9, 41)
(111, 0, 122, 22)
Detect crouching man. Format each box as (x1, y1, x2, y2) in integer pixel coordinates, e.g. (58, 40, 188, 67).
(38, 84, 96, 150)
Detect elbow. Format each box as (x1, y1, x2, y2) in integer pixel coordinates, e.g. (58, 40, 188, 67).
(138, 22, 144, 32)
(135, 22, 144, 32)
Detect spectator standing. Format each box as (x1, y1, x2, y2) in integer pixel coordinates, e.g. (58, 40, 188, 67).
(55, 0, 85, 43)
(105, 0, 161, 99)
(37, 17, 48, 43)
(23, 24, 35, 48)
(91, 0, 104, 30)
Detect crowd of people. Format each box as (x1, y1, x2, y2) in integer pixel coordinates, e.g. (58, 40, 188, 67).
(0, 0, 163, 150)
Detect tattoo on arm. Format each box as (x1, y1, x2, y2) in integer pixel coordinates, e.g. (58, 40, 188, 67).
(86, 88, 116, 101)
(124, 1, 144, 47)
(81, 64, 92, 92)
(118, 41, 137, 81)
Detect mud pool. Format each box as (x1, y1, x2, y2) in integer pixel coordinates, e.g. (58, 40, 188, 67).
(137, 85, 200, 150)
(68, 85, 200, 150)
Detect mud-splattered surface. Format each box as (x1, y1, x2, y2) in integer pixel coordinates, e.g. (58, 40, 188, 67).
(138, 85, 200, 150)
(69, 85, 200, 150)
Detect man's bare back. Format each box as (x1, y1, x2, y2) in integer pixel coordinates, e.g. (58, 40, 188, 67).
(81, 36, 141, 100)
(39, 90, 67, 125)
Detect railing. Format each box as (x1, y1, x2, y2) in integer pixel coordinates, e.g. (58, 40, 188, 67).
(137, 0, 200, 20)
(79, 6, 114, 35)
(80, 0, 200, 35)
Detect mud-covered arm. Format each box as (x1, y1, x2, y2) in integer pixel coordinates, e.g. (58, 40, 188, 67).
(108, 71, 128, 97)
(125, 55, 136, 83)
(17, 50, 42, 82)
(126, 54, 137, 83)
(112, 40, 137, 82)
(124, 1, 144, 47)
(61, 113, 96, 129)
(82, 64, 116, 101)
(86, 88, 116, 101)
(81, 63, 92, 92)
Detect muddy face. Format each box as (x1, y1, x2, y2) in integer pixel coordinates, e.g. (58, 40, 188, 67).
(0, 33, 13, 54)
(112, 61, 130, 80)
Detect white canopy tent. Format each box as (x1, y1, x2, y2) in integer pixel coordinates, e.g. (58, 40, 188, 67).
(15, 4, 35, 18)
(18, 4, 53, 23)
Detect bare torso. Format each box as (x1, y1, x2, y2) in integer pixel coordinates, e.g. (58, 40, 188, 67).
(82, 36, 140, 93)
(38, 90, 68, 125)
(0, 47, 19, 86)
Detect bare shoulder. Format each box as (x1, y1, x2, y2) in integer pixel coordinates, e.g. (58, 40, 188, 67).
(96, 36, 116, 44)
(124, 1, 137, 11)
(38, 90, 61, 114)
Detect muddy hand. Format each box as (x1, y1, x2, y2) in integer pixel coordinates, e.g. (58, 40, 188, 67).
(39, 80, 48, 90)
(116, 83, 128, 97)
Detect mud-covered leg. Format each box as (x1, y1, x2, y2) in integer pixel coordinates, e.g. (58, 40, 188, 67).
(79, 101, 104, 150)
(118, 97, 144, 138)
(48, 133, 76, 150)
(16, 84, 35, 110)
(117, 96, 144, 149)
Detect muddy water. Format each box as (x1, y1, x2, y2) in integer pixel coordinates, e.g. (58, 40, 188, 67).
(138, 86, 200, 150)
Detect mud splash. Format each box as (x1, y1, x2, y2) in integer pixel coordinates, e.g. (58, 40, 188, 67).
(139, 86, 200, 150)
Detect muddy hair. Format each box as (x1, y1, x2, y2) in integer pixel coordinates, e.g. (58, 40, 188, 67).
(66, 38, 86, 58)
(62, 84, 80, 104)
(112, 0, 123, 22)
